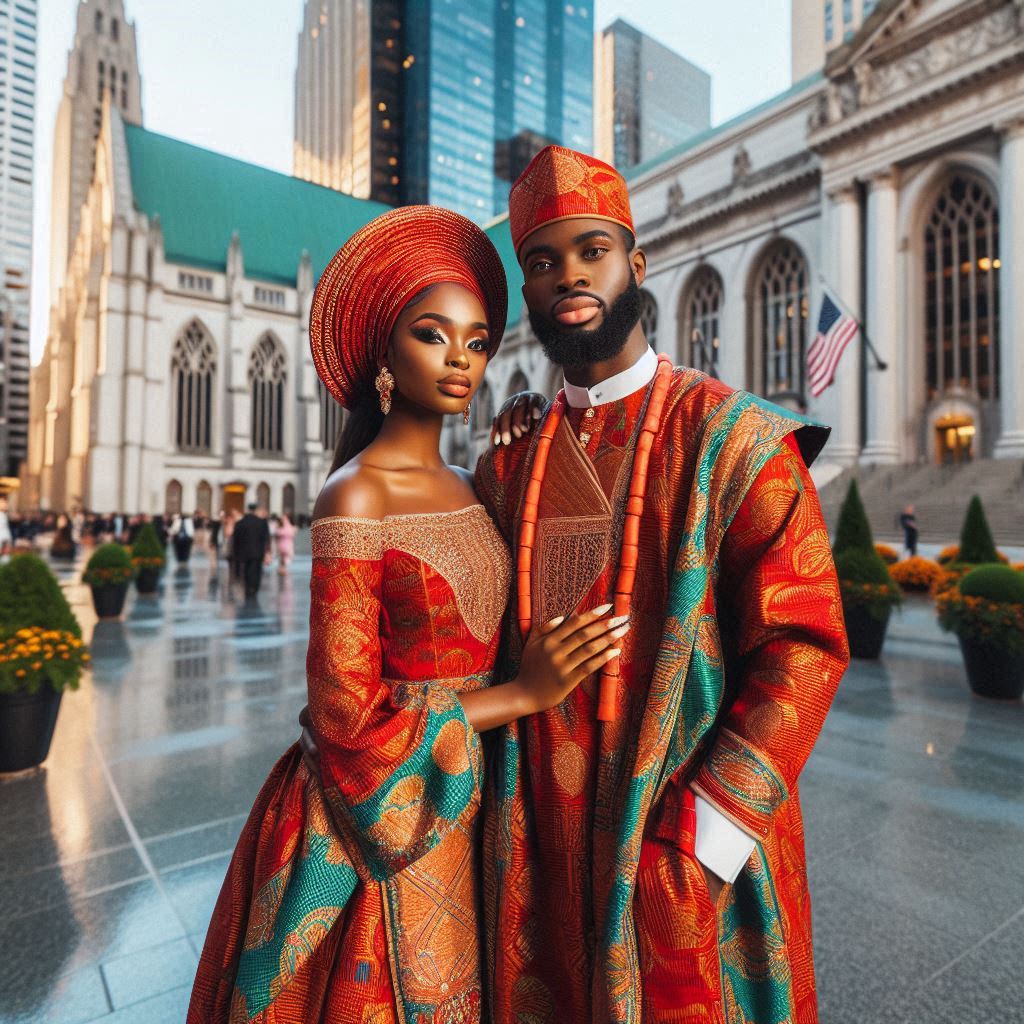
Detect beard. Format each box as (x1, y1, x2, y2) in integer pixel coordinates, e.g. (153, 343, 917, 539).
(528, 277, 643, 369)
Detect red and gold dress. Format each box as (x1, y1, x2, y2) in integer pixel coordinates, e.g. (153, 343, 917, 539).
(188, 505, 510, 1024)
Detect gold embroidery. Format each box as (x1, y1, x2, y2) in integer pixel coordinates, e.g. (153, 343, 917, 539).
(311, 506, 511, 644)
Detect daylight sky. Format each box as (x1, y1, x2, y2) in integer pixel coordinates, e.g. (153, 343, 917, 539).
(29, 0, 792, 360)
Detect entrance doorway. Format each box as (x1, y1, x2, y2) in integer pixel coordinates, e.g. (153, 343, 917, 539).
(935, 415, 975, 464)
(222, 482, 246, 515)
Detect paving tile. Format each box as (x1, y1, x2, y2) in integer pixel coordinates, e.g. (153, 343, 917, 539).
(159, 854, 233, 938)
(101, 936, 198, 1010)
(2, 963, 110, 1024)
(90, 982, 191, 1024)
(144, 814, 248, 872)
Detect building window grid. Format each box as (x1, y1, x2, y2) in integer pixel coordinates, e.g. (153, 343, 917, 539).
(178, 271, 213, 293)
(318, 380, 343, 451)
(249, 333, 287, 455)
(924, 174, 1000, 402)
(171, 320, 216, 453)
(753, 242, 809, 400)
(683, 266, 724, 378)
(254, 285, 286, 308)
(639, 288, 658, 348)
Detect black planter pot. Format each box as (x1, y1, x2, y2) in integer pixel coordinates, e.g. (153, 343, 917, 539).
(173, 535, 194, 564)
(959, 636, 1024, 700)
(0, 687, 63, 773)
(90, 582, 129, 619)
(135, 567, 161, 594)
(842, 599, 891, 659)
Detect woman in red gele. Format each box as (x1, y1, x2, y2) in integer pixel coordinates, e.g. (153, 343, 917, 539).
(187, 206, 625, 1024)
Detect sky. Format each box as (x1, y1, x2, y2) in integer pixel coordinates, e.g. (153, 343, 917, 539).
(29, 0, 792, 362)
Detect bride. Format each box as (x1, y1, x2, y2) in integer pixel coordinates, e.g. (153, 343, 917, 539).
(187, 206, 627, 1023)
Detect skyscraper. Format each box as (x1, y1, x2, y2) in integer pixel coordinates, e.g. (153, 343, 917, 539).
(0, 0, 37, 477)
(791, 0, 878, 81)
(594, 19, 710, 171)
(49, 0, 142, 300)
(294, 0, 593, 222)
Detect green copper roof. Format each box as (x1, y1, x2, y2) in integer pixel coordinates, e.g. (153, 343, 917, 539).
(121, 124, 525, 323)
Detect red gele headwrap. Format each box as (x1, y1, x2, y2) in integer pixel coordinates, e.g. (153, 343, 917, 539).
(508, 144, 635, 255)
(310, 205, 508, 410)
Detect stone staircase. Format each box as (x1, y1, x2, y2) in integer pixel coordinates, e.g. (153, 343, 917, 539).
(817, 457, 1024, 547)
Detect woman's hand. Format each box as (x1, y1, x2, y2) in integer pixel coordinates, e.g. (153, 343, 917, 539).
(510, 603, 628, 715)
(490, 392, 547, 446)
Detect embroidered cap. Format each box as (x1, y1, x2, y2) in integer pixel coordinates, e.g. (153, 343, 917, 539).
(508, 144, 635, 256)
(310, 205, 508, 410)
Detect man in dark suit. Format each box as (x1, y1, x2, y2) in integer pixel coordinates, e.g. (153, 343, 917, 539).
(231, 503, 271, 599)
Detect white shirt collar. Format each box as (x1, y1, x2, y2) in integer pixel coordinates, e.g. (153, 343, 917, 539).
(562, 346, 658, 409)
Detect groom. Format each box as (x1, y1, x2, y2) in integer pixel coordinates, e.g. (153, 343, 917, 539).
(474, 145, 849, 1024)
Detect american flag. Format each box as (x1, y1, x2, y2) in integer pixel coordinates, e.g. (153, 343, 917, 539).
(807, 294, 859, 397)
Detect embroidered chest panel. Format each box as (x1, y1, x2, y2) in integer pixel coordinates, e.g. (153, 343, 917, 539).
(311, 505, 511, 644)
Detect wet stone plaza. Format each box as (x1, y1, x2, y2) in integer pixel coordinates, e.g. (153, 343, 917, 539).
(1, 549, 1022, 1024)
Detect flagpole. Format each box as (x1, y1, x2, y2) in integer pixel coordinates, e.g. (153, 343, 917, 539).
(817, 272, 888, 371)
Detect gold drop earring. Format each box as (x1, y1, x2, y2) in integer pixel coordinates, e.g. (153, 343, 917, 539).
(375, 365, 395, 415)
(464, 402, 471, 426)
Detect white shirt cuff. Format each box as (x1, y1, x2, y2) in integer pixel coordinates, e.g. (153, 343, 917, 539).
(693, 795, 757, 885)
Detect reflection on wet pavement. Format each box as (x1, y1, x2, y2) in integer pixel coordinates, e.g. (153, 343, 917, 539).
(1, 567, 1021, 1023)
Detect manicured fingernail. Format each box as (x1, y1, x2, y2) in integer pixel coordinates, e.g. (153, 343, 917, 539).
(547, 615, 565, 626)
(610, 615, 629, 628)
(502, 431, 511, 445)
(512, 426, 522, 438)
(593, 603, 613, 615)
(532, 406, 542, 419)
(611, 623, 630, 638)
(493, 434, 501, 446)
(607, 648, 622, 658)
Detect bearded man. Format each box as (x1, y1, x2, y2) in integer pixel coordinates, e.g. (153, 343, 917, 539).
(475, 145, 849, 1024)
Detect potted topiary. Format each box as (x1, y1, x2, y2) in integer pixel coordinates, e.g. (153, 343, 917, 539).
(934, 495, 1006, 595)
(832, 480, 902, 658)
(0, 555, 90, 772)
(82, 543, 135, 619)
(131, 522, 166, 595)
(937, 564, 1024, 700)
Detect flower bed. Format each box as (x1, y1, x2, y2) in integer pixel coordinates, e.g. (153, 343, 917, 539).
(875, 543, 900, 565)
(0, 627, 90, 695)
(890, 556, 943, 594)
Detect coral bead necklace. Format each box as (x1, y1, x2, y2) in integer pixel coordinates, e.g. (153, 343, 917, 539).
(517, 353, 674, 721)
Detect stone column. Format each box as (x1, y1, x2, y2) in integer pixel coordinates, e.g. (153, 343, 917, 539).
(817, 183, 862, 465)
(862, 170, 900, 463)
(994, 119, 1024, 458)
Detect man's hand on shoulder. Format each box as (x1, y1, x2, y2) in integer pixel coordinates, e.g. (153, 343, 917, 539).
(491, 392, 547, 447)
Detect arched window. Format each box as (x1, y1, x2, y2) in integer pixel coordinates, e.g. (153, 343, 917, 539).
(924, 173, 1000, 402)
(249, 333, 287, 454)
(752, 241, 809, 400)
(639, 289, 658, 347)
(196, 480, 212, 516)
(319, 380, 344, 451)
(681, 266, 723, 378)
(165, 480, 182, 517)
(256, 482, 271, 512)
(472, 381, 495, 438)
(282, 483, 296, 518)
(172, 320, 216, 453)
(507, 369, 529, 402)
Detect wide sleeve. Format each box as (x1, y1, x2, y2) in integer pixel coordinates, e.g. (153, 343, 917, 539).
(690, 438, 850, 842)
(307, 518, 484, 879)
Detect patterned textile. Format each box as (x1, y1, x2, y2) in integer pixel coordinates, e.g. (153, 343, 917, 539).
(475, 369, 849, 1024)
(188, 506, 510, 1024)
(508, 144, 635, 254)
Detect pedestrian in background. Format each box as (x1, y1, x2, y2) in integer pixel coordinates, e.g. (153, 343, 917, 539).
(900, 504, 918, 558)
(272, 512, 296, 576)
(230, 503, 270, 599)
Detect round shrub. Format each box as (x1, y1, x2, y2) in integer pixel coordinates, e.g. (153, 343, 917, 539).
(835, 548, 902, 621)
(835, 548, 893, 584)
(82, 543, 135, 587)
(0, 554, 81, 637)
(131, 522, 166, 571)
(0, 554, 88, 695)
(960, 565, 1024, 604)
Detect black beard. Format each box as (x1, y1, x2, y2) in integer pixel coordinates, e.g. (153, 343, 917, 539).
(529, 278, 642, 369)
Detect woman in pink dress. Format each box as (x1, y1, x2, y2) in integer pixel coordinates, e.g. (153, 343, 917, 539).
(273, 512, 296, 575)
